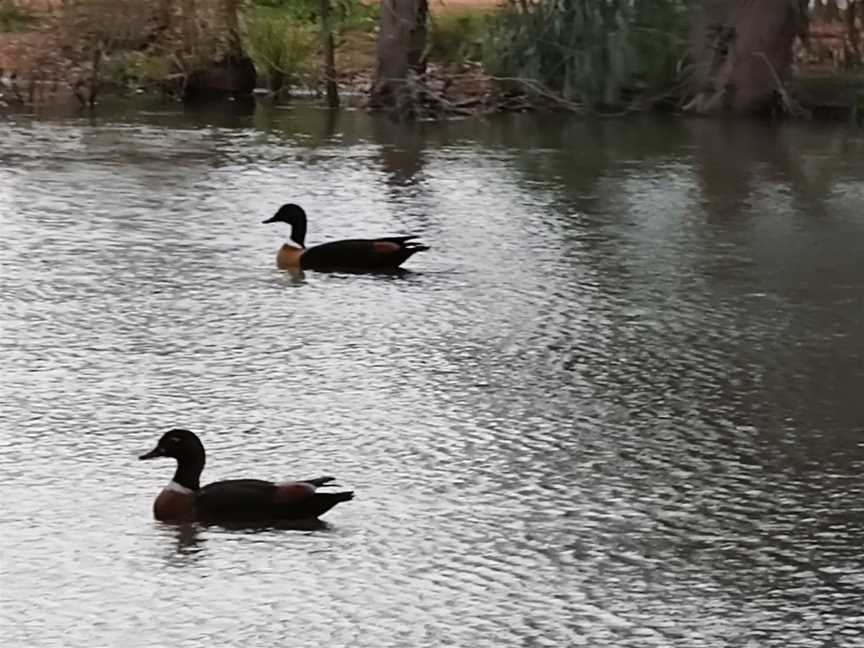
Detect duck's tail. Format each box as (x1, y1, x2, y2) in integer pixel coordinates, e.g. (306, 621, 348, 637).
(301, 476, 337, 487)
(381, 235, 430, 254)
(380, 235, 421, 244)
(310, 491, 354, 517)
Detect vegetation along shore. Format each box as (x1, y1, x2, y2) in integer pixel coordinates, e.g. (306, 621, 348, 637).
(1, 0, 862, 121)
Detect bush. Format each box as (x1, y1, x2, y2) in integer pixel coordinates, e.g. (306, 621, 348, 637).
(0, 1, 37, 32)
(241, 11, 317, 93)
(251, 0, 378, 31)
(429, 10, 492, 67)
(122, 51, 174, 86)
(485, 0, 691, 109)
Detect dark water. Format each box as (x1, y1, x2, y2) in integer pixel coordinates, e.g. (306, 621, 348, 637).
(1, 102, 863, 647)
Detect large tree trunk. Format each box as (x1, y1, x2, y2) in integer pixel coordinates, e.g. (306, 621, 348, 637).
(183, 0, 256, 101)
(320, 0, 340, 109)
(370, 0, 428, 119)
(685, 0, 808, 116)
(224, 0, 243, 57)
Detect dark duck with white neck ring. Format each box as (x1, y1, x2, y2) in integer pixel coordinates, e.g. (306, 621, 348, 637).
(139, 429, 354, 523)
(262, 203, 429, 271)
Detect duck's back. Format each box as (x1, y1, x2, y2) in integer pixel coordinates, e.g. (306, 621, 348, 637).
(195, 478, 354, 522)
(301, 237, 426, 270)
(196, 479, 278, 519)
(300, 239, 386, 270)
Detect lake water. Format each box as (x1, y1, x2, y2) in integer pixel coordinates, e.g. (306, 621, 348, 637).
(1, 103, 863, 647)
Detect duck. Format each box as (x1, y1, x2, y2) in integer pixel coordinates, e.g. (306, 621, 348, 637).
(262, 203, 429, 271)
(139, 428, 354, 524)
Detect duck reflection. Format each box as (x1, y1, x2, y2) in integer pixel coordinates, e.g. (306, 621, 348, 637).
(277, 264, 417, 284)
(174, 523, 204, 552)
(211, 518, 331, 533)
(158, 522, 206, 565)
(163, 518, 331, 563)
(279, 266, 307, 284)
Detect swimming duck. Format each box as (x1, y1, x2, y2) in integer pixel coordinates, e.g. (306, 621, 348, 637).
(262, 203, 429, 271)
(139, 428, 354, 523)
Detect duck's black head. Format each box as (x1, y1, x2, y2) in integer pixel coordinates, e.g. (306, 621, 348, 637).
(262, 203, 306, 225)
(140, 428, 206, 489)
(140, 428, 205, 462)
(262, 203, 307, 247)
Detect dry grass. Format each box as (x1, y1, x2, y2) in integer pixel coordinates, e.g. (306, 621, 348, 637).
(430, 0, 500, 13)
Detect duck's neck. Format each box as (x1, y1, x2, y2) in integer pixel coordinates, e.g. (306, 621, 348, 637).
(172, 456, 204, 491)
(289, 218, 307, 248)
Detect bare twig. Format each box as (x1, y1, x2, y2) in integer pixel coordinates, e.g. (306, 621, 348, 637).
(754, 50, 810, 118)
(487, 75, 586, 112)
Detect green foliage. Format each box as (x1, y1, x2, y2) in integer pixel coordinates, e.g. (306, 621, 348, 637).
(98, 51, 173, 91)
(241, 10, 317, 92)
(250, 0, 378, 32)
(485, 0, 691, 109)
(334, 0, 378, 34)
(429, 10, 492, 67)
(0, 1, 37, 32)
(122, 51, 174, 85)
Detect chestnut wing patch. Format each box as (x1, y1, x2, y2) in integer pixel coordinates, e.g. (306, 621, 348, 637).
(274, 481, 316, 503)
(372, 241, 400, 254)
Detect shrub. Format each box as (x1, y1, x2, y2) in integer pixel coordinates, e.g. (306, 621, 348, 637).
(0, 1, 37, 32)
(429, 10, 492, 68)
(484, 0, 691, 109)
(241, 11, 317, 93)
(251, 0, 378, 31)
(122, 51, 174, 86)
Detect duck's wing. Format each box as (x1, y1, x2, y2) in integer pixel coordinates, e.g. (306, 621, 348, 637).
(196, 478, 352, 521)
(196, 479, 279, 518)
(282, 491, 354, 520)
(377, 235, 421, 244)
(301, 237, 428, 270)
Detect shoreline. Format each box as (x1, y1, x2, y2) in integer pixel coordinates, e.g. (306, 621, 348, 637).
(2, 3, 862, 122)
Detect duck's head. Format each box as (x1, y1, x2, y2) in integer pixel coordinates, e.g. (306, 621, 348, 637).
(263, 203, 307, 247)
(262, 203, 306, 226)
(139, 428, 206, 465)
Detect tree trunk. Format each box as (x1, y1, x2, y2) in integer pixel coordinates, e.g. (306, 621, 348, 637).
(846, 1, 861, 65)
(370, 0, 428, 119)
(224, 0, 243, 58)
(320, 0, 340, 109)
(685, 0, 808, 116)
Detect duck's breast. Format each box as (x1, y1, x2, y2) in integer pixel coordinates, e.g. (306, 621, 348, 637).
(276, 244, 303, 269)
(153, 482, 196, 521)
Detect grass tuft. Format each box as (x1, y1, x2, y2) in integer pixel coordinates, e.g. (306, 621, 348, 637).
(242, 9, 318, 94)
(0, 0, 37, 33)
(484, 0, 690, 109)
(429, 10, 492, 68)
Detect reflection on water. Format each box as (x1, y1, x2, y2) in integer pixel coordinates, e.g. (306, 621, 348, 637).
(1, 103, 864, 647)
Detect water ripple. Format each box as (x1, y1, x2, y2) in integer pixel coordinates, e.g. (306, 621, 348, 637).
(1, 109, 864, 647)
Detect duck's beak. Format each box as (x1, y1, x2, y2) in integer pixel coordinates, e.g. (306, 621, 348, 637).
(262, 216, 277, 224)
(139, 445, 165, 460)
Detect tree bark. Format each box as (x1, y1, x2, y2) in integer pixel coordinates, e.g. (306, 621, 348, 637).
(224, 0, 243, 58)
(320, 0, 340, 109)
(685, 0, 808, 116)
(370, 0, 428, 119)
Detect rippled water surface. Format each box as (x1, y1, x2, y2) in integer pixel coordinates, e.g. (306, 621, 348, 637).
(2, 104, 864, 647)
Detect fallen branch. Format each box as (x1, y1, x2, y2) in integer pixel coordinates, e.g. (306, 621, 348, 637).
(487, 75, 586, 113)
(754, 50, 811, 118)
